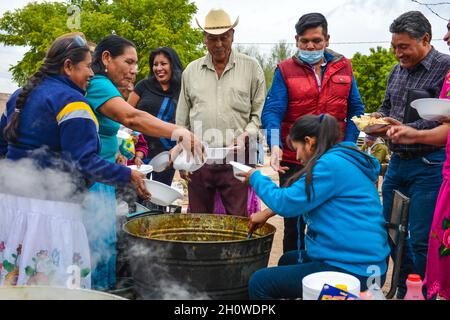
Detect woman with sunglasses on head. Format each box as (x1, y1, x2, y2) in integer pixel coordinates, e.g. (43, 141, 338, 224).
(0, 34, 149, 288)
(84, 36, 203, 290)
(240, 114, 389, 300)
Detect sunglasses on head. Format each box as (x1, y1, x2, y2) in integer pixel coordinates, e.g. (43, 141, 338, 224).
(65, 35, 87, 51)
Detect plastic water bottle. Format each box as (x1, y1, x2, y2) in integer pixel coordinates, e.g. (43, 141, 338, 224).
(404, 274, 425, 300)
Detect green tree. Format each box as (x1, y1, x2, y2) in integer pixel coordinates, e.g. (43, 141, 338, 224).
(351, 46, 398, 113)
(236, 41, 294, 90)
(266, 40, 294, 89)
(0, 0, 205, 86)
(235, 44, 273, 89)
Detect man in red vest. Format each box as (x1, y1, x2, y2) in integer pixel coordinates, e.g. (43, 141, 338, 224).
(262, 13, 365, 253)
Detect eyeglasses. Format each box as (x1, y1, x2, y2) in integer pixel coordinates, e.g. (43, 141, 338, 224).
(66, 35, 87, 51)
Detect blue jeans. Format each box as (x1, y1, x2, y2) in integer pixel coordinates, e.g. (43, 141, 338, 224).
(248, 251, 385, 300)
(279, 162, 306, 253)
(382, 150, 445, 298)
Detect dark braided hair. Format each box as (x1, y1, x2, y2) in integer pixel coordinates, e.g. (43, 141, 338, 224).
(285, 114, 375, 201)
(3, 35, 90, 143)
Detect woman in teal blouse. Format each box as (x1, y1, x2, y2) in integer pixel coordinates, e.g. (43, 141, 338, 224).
(85, 35, 202, 290)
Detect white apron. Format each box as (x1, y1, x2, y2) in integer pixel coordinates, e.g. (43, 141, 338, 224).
(0, 193, 91, 289)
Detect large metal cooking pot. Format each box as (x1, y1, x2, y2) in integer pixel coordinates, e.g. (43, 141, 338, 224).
(123, 214, 275, 300)
(0, 286, 126, 300)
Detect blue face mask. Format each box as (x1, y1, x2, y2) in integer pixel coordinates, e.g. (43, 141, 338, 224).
(297, 49, 324, 65)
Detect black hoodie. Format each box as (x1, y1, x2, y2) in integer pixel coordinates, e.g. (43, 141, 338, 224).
(134, 47, 183, 156)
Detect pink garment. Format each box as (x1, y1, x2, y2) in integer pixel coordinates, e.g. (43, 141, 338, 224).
(439, 70, 450, 99)
(425, 70, 450, 300)
(126, 134, 149, 166)
(213, 187, 261, 216)
(186, 187, 261, 216)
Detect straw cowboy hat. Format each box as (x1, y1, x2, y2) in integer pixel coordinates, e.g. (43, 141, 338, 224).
(195, 8, 239, 35)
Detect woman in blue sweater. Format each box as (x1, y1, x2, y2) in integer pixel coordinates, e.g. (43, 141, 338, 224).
(241, 114, 390, 299)
(0, 34, 149, 288)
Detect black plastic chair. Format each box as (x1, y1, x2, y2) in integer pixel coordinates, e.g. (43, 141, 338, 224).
(384, 190, 410, 299)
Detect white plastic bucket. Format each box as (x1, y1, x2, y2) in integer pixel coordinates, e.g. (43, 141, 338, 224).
(302, 272, 361, 300)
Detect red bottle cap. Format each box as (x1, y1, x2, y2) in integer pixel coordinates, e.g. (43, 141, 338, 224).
(408, 274, 422, 282)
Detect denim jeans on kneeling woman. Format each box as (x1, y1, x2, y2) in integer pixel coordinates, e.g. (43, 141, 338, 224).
(248, 250, 386, 300)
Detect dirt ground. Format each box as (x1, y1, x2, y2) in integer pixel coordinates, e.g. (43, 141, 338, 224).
(173, 155, 393, 295)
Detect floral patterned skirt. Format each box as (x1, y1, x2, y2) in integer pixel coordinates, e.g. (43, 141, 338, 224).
(425, 177, 450, 300)
(0, 193, 91, 289)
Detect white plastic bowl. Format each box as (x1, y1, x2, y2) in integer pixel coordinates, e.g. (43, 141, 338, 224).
(127, 164, 153, 175)
(173, 149, 207, 172)
(410, 98, 450, 121)
(230, 161, 252, 182)
(302, 272, 361, 300)
(144, 179, 183, 206)
(149, 151, 171, 173)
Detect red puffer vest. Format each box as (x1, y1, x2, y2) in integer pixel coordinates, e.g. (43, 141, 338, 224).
(278, 51, 353, 164)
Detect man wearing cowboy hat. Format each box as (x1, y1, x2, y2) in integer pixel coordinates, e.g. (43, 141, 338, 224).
(176, 8, 266, 217)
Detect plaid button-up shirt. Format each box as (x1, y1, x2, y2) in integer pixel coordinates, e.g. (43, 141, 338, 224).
(378, 47, 450, 154)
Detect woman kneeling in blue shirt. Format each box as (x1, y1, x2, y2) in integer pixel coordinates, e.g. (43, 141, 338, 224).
(241, 114, 390, 299)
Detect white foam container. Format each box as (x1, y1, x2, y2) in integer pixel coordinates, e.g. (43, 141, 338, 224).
(230, 161, 252, 182)
(302, 271, 361, 300)
(144, 179, 183, 206)
(173, 149, 207, 172)
(411, 98, 450, 121)
(127, 164, 153, 175)
(149, 151, 171, 173)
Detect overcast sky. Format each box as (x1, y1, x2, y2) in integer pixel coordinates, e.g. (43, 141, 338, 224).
(1, 0, 449, 93)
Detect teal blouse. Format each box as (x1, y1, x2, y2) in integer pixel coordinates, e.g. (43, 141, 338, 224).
(86, 75, 123, 163)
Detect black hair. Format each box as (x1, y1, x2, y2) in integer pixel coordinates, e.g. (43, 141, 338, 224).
(295, 13, 328, 37)
(148, 47, 183, 95)
(285, 114, 375, 202)
(3, 35, 90, 143)
(91, 35, 136, 76)
(390, 11, 432, 41)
